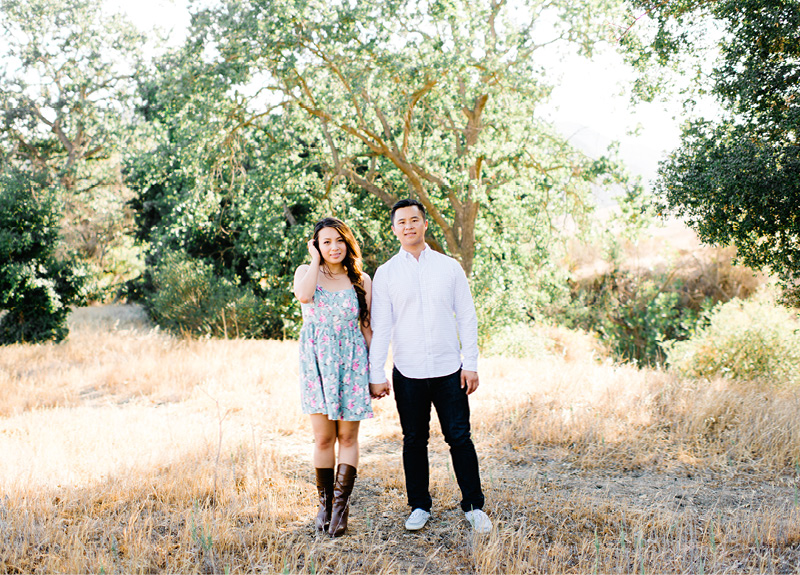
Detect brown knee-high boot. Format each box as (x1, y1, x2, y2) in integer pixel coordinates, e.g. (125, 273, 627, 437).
(328, 463, 357, 537)
(315, 468, 335, 531)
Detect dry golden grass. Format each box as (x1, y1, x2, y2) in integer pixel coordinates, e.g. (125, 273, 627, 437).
(1, 305, 799, 573)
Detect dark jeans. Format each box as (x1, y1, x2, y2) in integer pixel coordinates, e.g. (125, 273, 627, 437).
(392, 366, 485, 513)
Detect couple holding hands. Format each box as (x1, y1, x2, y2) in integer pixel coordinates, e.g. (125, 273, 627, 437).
(293, 199, 492, 538)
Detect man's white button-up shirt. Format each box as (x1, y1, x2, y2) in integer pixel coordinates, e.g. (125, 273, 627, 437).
(369, 244, 479, 383)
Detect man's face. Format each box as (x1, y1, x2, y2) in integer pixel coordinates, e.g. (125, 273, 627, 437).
(391, 206, 428, 250)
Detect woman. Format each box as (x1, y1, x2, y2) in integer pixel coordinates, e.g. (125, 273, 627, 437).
(293, 217, 389, 537)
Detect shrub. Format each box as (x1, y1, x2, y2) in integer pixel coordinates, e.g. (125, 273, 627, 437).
(0, 169, 87, 344)
(554, 233, 764, 366)
(598, 277, 709, 366)
(148, 252, 269, 339)
(558, 269, 710, 366)
(665, 293, 800, 386)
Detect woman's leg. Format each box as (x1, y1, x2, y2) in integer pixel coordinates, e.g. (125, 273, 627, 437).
(310, 414, 337, 468)
(329, 420, 360, 537)
(335, 421, 361, 467)
(309, 415, 337, 530)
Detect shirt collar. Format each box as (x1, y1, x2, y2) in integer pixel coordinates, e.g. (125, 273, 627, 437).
(398, 243, 430, 260)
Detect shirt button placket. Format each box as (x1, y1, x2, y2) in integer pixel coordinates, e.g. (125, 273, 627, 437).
(419, 256, 435, 376)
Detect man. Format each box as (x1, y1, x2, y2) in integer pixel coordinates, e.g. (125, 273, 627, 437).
(369, 198, 492, 534)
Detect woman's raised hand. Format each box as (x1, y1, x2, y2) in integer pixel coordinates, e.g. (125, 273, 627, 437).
(307, 239, 321, 263)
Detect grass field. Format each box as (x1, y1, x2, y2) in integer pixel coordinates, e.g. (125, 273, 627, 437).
(1, 304, 799, 573)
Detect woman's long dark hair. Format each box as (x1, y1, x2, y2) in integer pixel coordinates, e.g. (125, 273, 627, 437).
(313, 217, 370, 328)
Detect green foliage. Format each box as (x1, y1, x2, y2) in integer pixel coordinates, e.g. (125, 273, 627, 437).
(124, 53, 331, 336)
(625, 0, 800, 293)
(0, 0, 146, 295)
(0, 0, 645, 340)
(0, 168, 87, 344)
(665, 294, 800, 386)
(546, 186, 701, 366)
(560, 268, 708, 366)
(555, 216, 768, 366)
(196, 0, 629, 275)
(656, 118, 800, 293)
(148, 252, 269, 339)
(471, 201, 550, 345)
(123, 0, 633, 338)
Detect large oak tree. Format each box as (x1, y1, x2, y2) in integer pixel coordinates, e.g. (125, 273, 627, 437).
(202, 0, 627, 275)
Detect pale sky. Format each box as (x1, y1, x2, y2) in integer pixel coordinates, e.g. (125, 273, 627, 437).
(544, 47, 684, 188)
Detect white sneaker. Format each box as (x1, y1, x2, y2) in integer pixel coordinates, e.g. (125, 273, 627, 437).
(465, 509, 492, 533)
(404, 508, 431, 531)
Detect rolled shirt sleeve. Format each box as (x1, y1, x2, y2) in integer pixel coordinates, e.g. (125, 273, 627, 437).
(453, 264, 479, 373)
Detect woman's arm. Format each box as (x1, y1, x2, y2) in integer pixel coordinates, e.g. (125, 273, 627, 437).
(293, 240, 321, 303)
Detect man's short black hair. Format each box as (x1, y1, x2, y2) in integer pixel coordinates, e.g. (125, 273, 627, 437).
(391, 198, 427, 224)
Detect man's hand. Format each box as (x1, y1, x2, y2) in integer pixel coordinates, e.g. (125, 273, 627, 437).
(460, 370, 479, 395)
(370, 382, 390, 399)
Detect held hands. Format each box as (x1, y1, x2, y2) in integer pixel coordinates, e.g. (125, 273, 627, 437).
(460, 370, 479, 395)
(369, 382, 390, 399)
(307, 239, 321, 263)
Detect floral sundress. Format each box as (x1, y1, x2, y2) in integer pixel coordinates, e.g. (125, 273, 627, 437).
(298, 286, 373, 421)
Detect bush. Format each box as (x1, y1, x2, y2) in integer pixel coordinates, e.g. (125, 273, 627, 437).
(554, 234, 764, 366)
(558, 269, 710, 366)
(0, 169, 87, 344)
(147, 252, 269, 339)
(665, 293, 800, 386)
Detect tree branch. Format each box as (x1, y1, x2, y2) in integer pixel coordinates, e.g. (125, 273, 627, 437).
(294, 99, 386, 156)
(403, 78, 438, 156)
(462, 93, 489, 151)
(341, 166, 398, 208)
(305, 39, 370, 130)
